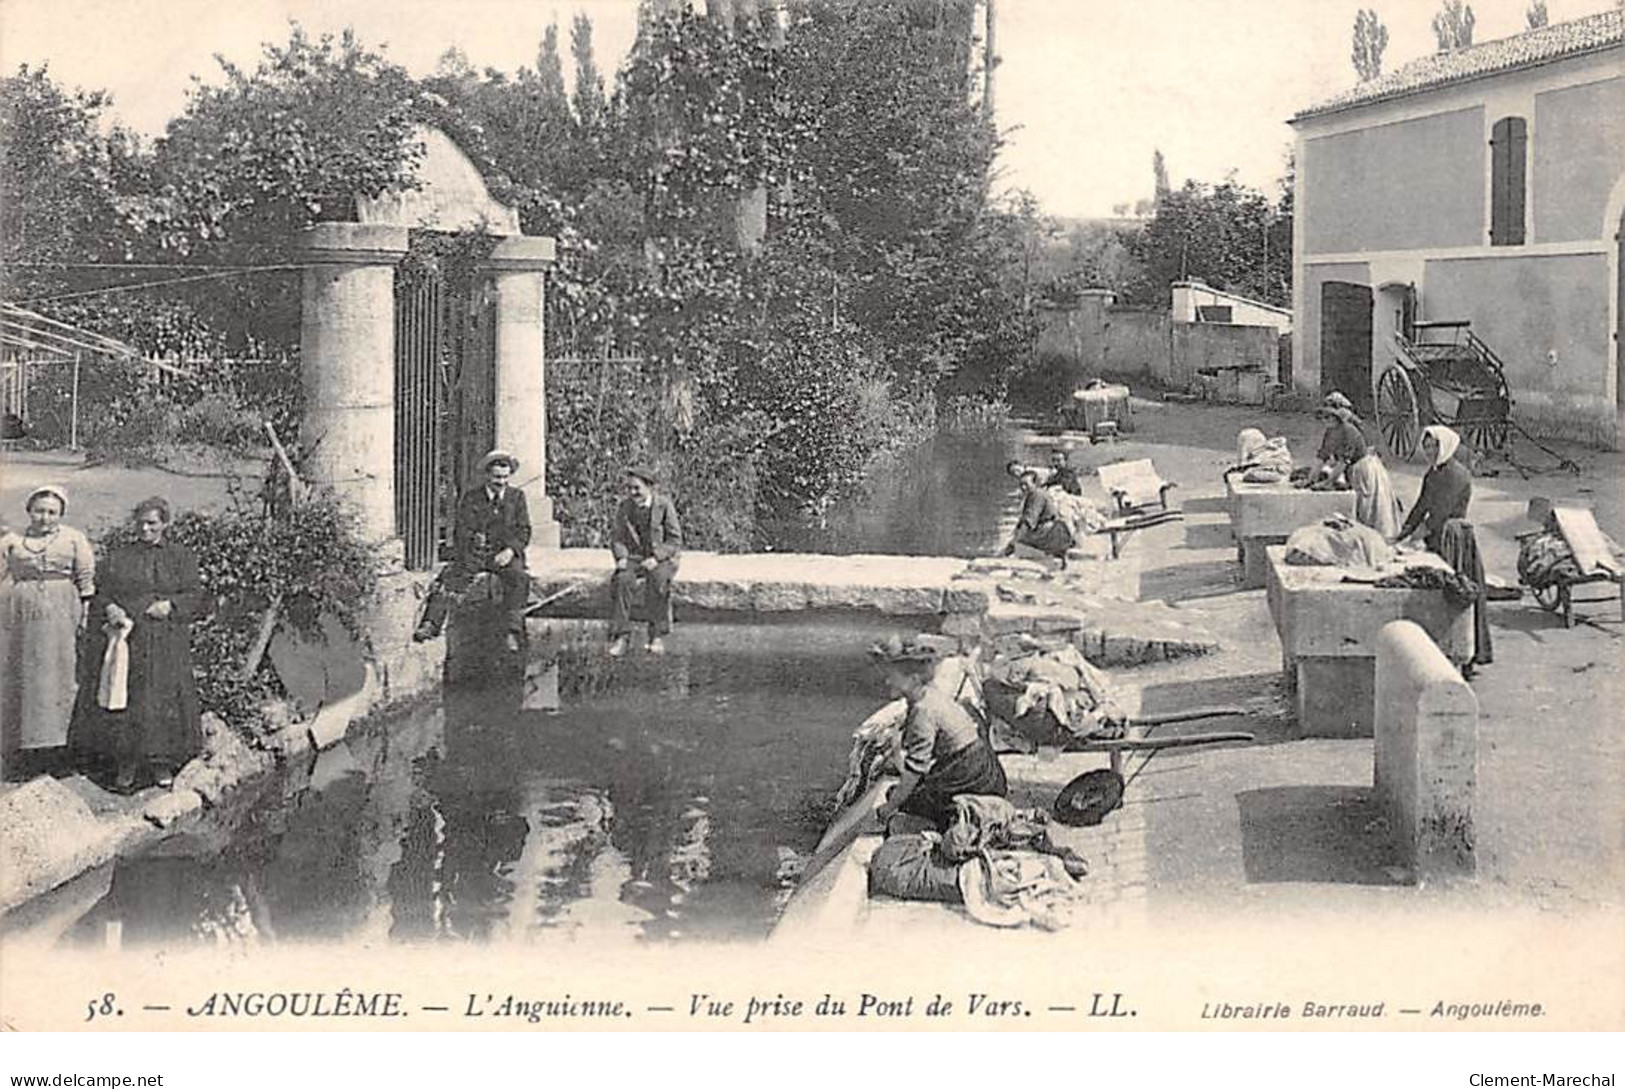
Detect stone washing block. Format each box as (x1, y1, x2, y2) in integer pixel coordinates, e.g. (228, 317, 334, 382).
(749, 582, 809, 611)
(1227, 480, 1354, 540)
(679, 581, 753, 611)
(0, 779, 142, 912)
(1239, 535, 1287, 590)
(1295, 656, 1376, 738)
(1375, 621, 1477, 883)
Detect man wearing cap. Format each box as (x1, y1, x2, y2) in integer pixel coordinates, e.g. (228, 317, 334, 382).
(414, 450, 532, 652)
(608, 465, 682, 656)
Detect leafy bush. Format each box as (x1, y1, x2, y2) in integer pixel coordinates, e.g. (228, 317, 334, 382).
(94, 495, 380, 741)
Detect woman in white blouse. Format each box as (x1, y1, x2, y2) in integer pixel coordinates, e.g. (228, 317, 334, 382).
(1, 485, 96, 780)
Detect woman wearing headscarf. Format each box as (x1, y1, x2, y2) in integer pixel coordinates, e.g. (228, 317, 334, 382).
(72, 497, 212, 791)
(1397, 426, 1473, 555)
(0, 485, 96, 780)
(869, 636, 1007, 832)
(1314, 392, 1402, 539)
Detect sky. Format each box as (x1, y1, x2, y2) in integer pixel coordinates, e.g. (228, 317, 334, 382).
(0, 0, 1615, 218)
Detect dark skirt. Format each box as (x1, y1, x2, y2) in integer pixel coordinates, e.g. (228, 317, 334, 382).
(1018, 520, 1074, 558)
(899, 736, 1008, 829)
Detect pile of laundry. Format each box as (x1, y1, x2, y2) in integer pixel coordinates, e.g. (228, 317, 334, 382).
(1284, 512, 1396, 569)
(1050, 488, 1108, 539)
(1228, 428, 1294, 484)
(867, 795, 1091, 930)
(982, 641, 1126, 749)
(1369, 565, 1480, 607)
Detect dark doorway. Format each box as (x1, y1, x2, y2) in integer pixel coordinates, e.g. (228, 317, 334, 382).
(1321, 281, 1374, 415)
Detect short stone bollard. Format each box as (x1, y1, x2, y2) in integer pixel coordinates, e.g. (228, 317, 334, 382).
(1374, 620, 1477, 883)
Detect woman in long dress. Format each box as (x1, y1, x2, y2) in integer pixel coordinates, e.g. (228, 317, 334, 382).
(72, 497, 213, 791)
(1398, 426, 1473, 555)
(0, 485, 96, 780)
(1314, 392, 1402, 539)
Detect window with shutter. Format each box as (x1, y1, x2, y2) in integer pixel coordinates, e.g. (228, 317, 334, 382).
(1490, 116, 1527, 246)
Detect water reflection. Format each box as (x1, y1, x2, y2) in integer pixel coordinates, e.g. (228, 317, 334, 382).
(59, 621, 884, 951)
(800, 428, 1023, 556)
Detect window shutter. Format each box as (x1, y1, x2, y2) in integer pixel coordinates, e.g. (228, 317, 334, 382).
(1491, 117, 1527, 246)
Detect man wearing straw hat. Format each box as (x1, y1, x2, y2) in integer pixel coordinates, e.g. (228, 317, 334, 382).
(608, 465, 683, 657)
(414, 449, 532, 652)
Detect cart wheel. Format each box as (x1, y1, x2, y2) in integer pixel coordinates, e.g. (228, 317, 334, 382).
(1533, 584, 1560, 612)
(1375, 367, 1420, 461)
(1462, 417, 1511, 454)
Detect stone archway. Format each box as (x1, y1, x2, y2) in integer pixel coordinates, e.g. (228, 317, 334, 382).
(298, 125, 559, 555)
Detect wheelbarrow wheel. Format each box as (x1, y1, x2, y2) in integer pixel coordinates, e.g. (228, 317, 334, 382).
(1532, 584, 1561, 612)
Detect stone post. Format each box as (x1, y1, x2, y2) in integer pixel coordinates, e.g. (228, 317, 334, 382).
(1374, 620, 1478, 883)
(485, 236, 560, 549)
(298, 223, 410, 545)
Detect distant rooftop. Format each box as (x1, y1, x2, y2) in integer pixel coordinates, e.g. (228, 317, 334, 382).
(1293, 8, 1622, 122)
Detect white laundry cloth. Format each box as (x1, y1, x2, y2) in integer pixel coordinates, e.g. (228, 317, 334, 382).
(97, 616, 135, 711)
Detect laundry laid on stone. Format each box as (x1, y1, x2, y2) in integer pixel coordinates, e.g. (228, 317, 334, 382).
(1229, 428, 1294, 483)
(1284, 513, 1397, 569)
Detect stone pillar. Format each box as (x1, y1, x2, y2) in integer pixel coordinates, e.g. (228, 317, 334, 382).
(485, 236, 560, 549)
(298, 223, 410, 544)
(1374, 620, 1478, 883)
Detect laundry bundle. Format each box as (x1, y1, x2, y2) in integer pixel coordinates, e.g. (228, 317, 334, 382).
(96, 614, 136, 712)
(1285, 512, 1396, 569)
(1048, 488, 1107, 538)
(866, 796, 1092, 930)
(982, 642, 1124, 748)
(1231, 428, 1293, 484)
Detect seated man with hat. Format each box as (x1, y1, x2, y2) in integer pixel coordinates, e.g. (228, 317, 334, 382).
(609, 465, 683, 657)
(414, 449, 532, 652)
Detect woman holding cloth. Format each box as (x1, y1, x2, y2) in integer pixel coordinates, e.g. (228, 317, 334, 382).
(1313, 391, 1402, 539)
(870, 636, 1007, 832)
(0, 486, 96, 780)
(73, 497, 212, 791)
(1397, 426, 1473, 556)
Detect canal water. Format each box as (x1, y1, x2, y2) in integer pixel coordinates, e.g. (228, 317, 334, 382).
(59, 426, 1039, 951)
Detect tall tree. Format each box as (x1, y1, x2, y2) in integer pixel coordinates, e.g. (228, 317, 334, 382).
(1351, 8, 1389, 81)
(982, 0, 998, 121)
(570, 14, 607, 133)
(1524, 0, 1549, 29)
(1432, 0, 1476, 51)
(1152, 148, 1169, 206)
(1126, 175, 1292, 309)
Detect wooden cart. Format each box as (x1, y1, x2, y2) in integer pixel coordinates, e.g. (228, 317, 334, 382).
(1375, 320, 1513, 460)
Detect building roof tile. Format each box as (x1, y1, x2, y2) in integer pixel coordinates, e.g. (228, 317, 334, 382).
(1294, 8, 1622, 122)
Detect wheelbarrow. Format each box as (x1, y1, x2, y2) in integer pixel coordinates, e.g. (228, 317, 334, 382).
(1052, 707, 1254, 827)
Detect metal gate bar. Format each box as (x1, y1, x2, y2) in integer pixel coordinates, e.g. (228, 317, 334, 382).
(394, 277, 444, 571)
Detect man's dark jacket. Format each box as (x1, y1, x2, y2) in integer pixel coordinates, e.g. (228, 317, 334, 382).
(453, 485, 532, 566)
(611, 494, 683, 564)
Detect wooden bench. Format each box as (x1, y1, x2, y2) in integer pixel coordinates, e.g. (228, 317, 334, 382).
(1098, 458, 1177, 515)
(1092, 509, 1182, 559)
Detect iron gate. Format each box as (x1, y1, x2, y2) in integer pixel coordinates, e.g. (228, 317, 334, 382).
(393, 257, 497, 571)
(394, 275, 445, 570)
